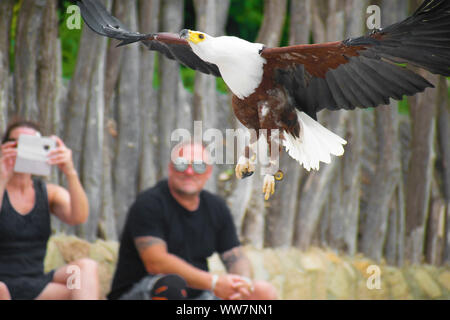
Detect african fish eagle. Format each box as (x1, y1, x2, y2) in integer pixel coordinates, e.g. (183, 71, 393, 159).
(74, 0, 450, 200)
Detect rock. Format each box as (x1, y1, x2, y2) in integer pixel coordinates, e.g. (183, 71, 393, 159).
(42, 236, 450, 300)
(260, 249, 284, 276)
(438, 271, 450, 291)
(413, 269, 442, 299)
(89, 240, 120, 298)
(352, 259, 374, 278)
(89, 240, 118, 263)
(384, 267, 410, 300)
(311, 270, 327, 300)
(53, 235, 90, 262)
(283, 269, 313, 300)
(299, 249, 327, 272)
(355, 277, 389, 300)
(324, 251, 342, 264)
(207, 253, 226, 274)
(44, 238, 66, 273)
(45, 235, 117, 299)
(269, 274, 285, 300)
(327, 264, 350, 299)
(245, 247, 270, 281)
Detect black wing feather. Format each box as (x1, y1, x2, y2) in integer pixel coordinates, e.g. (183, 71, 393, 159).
(76, 0, 145, 45)
(325, 72, 352, 110)
(263, 0, 449, 117)
(74, 0, 221, 77)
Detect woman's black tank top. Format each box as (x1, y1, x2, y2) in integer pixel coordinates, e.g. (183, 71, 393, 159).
(0, 179, 54, 299)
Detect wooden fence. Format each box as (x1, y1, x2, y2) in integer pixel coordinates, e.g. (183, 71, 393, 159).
(0, 0, 449, 266)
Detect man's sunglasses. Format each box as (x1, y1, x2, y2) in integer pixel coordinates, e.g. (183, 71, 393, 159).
(172, 157, 207, 174)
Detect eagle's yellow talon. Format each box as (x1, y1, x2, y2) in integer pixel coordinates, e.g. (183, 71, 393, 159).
(235, 165, 243, 179)
(235, 156, 255, 180)
(262, 174, 275, 200)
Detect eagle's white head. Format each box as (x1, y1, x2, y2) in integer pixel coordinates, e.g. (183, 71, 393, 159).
(180, 29, 266, 99)
(179, 29, 219, 63)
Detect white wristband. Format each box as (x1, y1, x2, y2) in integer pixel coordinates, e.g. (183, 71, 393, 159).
(211, 274, 219, 292)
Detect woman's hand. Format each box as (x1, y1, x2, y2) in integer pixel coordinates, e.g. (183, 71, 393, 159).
(47, 136, 77, 177)
(0, 141, 18, 185)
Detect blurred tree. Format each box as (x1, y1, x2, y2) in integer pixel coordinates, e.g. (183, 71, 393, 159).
(3, 0, 449, 267)
(59, 1, 83, 79)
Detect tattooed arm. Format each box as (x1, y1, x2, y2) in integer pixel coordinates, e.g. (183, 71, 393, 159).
(134, 236, 244, 299)
(135, 235, 211, 289)
(220, 246, 253, 278)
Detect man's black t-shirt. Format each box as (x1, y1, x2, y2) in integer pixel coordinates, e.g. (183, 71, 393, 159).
(108, 180, 240, 299)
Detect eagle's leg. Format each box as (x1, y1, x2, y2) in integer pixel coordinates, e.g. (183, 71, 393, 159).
(235, 138, 258, 179)
(261, 130, 282, 200)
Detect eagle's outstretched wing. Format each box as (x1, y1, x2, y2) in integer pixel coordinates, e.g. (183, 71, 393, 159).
(261, 0, 450, 119)
(74, 0, 221, 77)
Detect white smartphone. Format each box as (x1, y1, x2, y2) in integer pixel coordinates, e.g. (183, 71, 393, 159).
(14, 135, 57, 176)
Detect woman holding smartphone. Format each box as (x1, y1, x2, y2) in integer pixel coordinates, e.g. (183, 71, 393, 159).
(0, 119, 99, 300)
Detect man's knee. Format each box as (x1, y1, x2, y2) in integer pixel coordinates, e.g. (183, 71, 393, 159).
(74, 258, 98, 274)
(0, 281, 11, 300)
(252, 281, 277, 300)
(0, 281, 8, 292)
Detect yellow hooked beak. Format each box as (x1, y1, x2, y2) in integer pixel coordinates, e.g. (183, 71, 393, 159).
(180, 29, 206, 44)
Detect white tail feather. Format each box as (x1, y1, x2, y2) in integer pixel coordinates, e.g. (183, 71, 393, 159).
(283, 111, 347, 171)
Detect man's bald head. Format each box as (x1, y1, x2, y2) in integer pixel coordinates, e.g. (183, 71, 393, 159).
(168, 141, 212, 197)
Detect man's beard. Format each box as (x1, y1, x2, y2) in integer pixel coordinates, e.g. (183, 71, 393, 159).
(172, 186, 201, 197)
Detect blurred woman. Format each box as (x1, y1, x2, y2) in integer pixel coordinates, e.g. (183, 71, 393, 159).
(0, 119, 98, 300)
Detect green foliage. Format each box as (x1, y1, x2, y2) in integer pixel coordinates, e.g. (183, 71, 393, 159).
(9, 0, 81, 77)
(181, 66, 195, 93)
(398, 96, 410, 115)
(9, 0, 22, 73)
(184, 0, 196, 31)
(448, 78, 450, 100)
(280, 6, 291, 47)
(399, 78, 450, 115)
(59, 0, 82, 79)
(8, 0, 270, 94)
(226, 0, 264, 41)
(153, 54, 160, 89)
(8, 0, 442, 109)
(216, 78, 229, 94)
(156, 61, 229, 94)
(226, 0, 290, 46)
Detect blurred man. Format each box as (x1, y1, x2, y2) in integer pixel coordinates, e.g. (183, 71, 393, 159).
(108, 141, 277, 300)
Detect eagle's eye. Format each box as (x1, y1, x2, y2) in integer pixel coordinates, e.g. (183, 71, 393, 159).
(198, 34, 204, 40)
